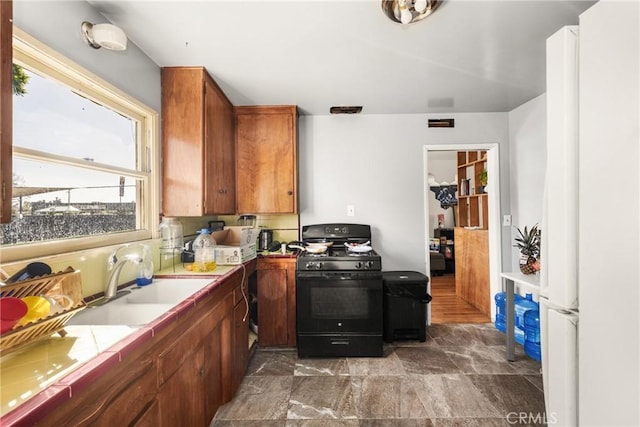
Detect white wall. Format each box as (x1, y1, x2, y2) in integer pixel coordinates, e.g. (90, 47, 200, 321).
(578, 1, 639, 425)
(13, 1, 161, 112)
(299, 113, 511, 274)
(427, 151, 457, 235)
(508, 94, 547, 271)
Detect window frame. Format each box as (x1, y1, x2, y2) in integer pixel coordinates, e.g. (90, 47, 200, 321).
(1, 27, 160, 263)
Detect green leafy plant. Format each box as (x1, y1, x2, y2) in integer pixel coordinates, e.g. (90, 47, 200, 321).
(514, 224, 541, 258)
(12, 64, 30, 96)
(479, 169, 488, 186)
(514, 224, 541, 274)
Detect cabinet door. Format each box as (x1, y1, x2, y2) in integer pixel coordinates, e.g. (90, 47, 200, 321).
(204, 76, 235, 214)
(201, 294, 233, 421)
(203, 324, 222, 422)
(233, 298, 249, 393)
(162, 67, 236, 216)
(285, 261, 297, 347)
(36, 359, 158, 427)
(161, 67, 206, 216)
(158, 346, 206, 426)
(257, 268, 289, 346)
(132, 399, 160, 427)
(236, 106, 298, 214)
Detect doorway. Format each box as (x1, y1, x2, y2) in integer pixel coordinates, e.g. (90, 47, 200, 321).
(423, 144, 502, 325)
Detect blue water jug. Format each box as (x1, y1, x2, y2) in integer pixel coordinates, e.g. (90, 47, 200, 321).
(515, 293, 538, 330)
(514, 293, 538, 346)
(494, 292, 523, 333)
(524, 309, 541, 361)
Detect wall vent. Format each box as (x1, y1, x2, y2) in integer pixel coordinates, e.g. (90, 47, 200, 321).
(330, 106, 363, 114)
(428, 118, 455, 128)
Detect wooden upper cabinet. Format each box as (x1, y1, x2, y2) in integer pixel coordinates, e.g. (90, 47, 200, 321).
(0, 0, 12, 224)
(236, 106, 298, 214)
(161, 67, 235, 216)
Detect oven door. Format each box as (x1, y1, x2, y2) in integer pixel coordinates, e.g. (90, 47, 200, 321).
(296, 270, 383, 334)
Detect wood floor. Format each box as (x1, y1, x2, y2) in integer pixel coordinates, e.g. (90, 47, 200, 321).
(430, 273, 491, 324)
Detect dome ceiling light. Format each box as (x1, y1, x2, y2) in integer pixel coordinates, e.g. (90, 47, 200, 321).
(81, 21, 128, 51)
(381, 0, 441, 25)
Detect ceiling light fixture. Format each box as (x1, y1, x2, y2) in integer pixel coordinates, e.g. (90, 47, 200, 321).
(381, 0, 440, 25)
(81, 21, 128, 51)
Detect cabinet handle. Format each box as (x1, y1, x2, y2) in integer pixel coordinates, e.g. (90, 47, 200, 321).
(219, 189, 224, 194)
(287, 191, 293, 196)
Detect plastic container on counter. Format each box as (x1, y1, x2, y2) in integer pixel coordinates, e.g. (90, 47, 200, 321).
(192, 228, 217, 272)
(136, 244, 154, 286)
(159, 217, 184, 257)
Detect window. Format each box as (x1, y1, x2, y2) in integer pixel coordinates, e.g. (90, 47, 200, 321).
(1, 28, 159, 262)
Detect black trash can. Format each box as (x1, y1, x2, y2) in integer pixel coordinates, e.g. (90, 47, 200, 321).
(383, 271, 432, 342)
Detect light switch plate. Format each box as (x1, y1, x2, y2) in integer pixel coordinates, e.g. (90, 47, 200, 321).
(347, 205, 355, 217)
(503, 214, 512, 226)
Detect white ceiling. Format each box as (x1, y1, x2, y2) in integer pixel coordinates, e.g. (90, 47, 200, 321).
(89, 0, 595, 115)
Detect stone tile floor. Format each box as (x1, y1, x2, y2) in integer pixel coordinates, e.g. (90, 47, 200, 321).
(211, 324, 545, 426)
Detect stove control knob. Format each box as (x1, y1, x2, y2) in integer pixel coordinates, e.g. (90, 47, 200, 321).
(365, 261, 374, 269)
(315, 262, 323, 270)
(306, 262, 315, 270)
(355, 261, 363, 269)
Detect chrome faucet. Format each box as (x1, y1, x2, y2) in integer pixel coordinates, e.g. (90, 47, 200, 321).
(104, 245, 144, 300)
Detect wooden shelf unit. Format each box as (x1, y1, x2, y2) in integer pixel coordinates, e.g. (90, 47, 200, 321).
(457, 150, 488, 230)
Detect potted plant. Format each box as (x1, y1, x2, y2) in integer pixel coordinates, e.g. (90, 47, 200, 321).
(514, 224, 541, 275)
(478, 169, 488, 193)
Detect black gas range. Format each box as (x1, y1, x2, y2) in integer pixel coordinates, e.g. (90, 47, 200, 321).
(295, 223, 383, 358)
(296, 223, 382, 271)
(297, 247, 382, 272)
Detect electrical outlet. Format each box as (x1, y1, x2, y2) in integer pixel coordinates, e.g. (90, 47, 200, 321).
(347, 205, 355, 217)
(503, 215, 512, 226)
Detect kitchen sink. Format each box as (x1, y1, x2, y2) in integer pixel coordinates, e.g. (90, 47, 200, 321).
(67, 303, 175, 326)
(118, 278, 215, 304)
(68, 277, 217, 326)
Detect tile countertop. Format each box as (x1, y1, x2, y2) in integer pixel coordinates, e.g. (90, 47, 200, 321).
(0, 264, 241, 424)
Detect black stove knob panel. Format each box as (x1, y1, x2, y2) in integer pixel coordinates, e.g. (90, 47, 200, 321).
(355, 261, 363, 269)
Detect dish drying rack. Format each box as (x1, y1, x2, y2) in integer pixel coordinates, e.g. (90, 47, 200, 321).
(0, 267, 86, 356)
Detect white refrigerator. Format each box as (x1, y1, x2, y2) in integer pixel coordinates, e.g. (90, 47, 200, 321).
(540, 25, 580, 427)
(542, 3, 640, 426)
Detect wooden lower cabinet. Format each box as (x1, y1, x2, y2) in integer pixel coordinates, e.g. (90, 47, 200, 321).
(257, 257, 296, 347)
(134, 399, 160, 427)
(36, 358, 158, 426)
(232, 298, 249, 393)
(203, 324, 223, 420)
(158, 346, 206, 425)
(35, 262, 256, 427)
